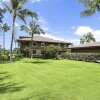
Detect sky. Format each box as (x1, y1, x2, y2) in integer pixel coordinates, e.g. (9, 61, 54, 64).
(0, 0, 100, 49)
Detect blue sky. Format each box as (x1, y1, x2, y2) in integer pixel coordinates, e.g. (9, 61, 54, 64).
(0, 0, 100, 49)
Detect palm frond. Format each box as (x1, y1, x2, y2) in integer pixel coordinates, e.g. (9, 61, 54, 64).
(19, 9, 38, 20)
(0, 23, 3, 29)
(81, 8, 95, 16)
(17, 13, 26, 24)
(2, 2, 12, 13)
(77, 0, 100, 16)
(38, 28, 45, 34)
(21, 25, 30, 33)
(19, 0, 28, 5)
(3, 23, 10, 32)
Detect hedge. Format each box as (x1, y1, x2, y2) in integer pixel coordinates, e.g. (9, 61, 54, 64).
(61, 53, 100, 63)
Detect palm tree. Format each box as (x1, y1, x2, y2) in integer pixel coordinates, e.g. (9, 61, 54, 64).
(80, 38, 85, 44)
(77, 0, 100, 16)
(2, 0, 38, 61)
(80, 32, 96, 44)
(21, 21, 45, 59)
(0, 23, 10, 53)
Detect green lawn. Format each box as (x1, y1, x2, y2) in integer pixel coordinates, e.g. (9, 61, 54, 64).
(0, 58, 100, 100)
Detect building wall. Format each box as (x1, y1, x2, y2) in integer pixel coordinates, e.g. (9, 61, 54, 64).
(19, 41, 69, 57)
(71, 47, 100, 53)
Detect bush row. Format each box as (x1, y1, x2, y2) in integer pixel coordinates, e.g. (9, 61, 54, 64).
(61, 53, 100, 63)
(0, 52, 22, 62)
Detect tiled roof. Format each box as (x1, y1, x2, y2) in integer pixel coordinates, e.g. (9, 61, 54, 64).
(71, 42, 100, 48)
(17, 36, 72, 44)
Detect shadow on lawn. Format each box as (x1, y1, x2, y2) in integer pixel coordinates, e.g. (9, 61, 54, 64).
(0, 71, 25, 94)
(21, 93, 34, 100)
(24, 61, 46, 64)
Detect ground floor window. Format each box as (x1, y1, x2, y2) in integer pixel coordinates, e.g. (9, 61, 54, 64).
(33, 50, 36, 54)
(41, 50, 44, 54)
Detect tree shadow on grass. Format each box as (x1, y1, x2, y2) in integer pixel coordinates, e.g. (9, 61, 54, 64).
(20, 93, 35, 100)
(0, 71, 25, 94)
(24, 61, 46, 64)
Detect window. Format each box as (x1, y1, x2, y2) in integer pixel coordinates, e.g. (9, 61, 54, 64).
(41, 42, 45, 47)
(33, 50, 36, 54)
(33, 42, 37, 47)
(41, 50, 44, 54)
(58, 44, 60, 46)
(64, 44, 67, 48)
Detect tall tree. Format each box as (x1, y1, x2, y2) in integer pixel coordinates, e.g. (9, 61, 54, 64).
(77, 0, 100, 16)
(0, 23, 10, 53)
(2, 0, 38, 61)
(21, 21, 45, 59)
(80, 32, 96, 44)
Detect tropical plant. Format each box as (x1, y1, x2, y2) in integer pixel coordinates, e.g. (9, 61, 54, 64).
(64, 53, 100, 63)
(80, 37, 85, 44)
(0, 23, 10, 54)
(77, 0, 100, 16)
(2, 0, 38, 61)
(80, 32, 96, 44)
(43, 45, 61, 59)
(21, 21, 45, 59)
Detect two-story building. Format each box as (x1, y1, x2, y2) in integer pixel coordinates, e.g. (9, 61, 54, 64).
(17, 36, 72, 57)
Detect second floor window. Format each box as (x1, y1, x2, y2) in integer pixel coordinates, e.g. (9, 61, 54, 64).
(33, 42, 37, 47)
(64, 44, 67, 48)
(58, 44, 60, 47)
(41, 42, 45, 47)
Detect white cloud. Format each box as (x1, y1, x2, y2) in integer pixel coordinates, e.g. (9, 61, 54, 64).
(2, 0, 9, 2)
(72, 26, 76, 29)
(38, 16, 49, 31)
(67, 39, 80, 45)
(31, 0, 41, 3)
(38, 33, 70, 42)
(75, 26, 93, 36)
(75, 26, 100, 41)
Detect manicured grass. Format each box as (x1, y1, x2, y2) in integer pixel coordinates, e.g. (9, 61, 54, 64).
(0, 58, 100, 100)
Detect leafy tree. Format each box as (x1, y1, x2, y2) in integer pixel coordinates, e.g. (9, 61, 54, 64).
(21, 21, 45, 59)
(80, 32, 96, 44)
(77, 0, 100, 16)
(2, 0, 38, 61)
(22, 46, 30, 57)
(0, 23, 10, 54)
(43, 45, 61, 59)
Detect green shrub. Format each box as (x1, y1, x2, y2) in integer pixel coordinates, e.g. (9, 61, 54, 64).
(43, 45, 61, 59)
(0, 51, 23, 62)
(1, 54, 9, 61)
(63, 53, 100, 63)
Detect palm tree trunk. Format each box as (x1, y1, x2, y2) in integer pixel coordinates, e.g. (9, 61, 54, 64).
(3, 31, 5, 54)
(10, 13, 16, 61)
(31, 34, 33, 59)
